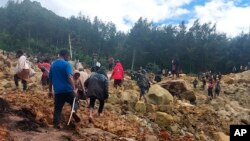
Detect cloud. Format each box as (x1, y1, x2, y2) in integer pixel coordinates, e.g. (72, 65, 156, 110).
(189, 0, 250, 36)
(29, 0, 192, 32)
(1, 0, 249, 36)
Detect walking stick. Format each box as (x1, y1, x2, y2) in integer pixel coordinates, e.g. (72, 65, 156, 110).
(67, 97, 76, 125)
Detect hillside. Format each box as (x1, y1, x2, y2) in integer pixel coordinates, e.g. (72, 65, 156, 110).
(1, 0, 250, 73)
(0, 50, 250, 141)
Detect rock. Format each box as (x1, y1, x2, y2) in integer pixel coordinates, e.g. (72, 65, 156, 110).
(213, 132, 229, 141)
(123, 80, 138, 91)
(146, 104, 157, 113)
(179, 90, 196, 104)
(107, 94, 120, 104)
(179, 73, 186, 77)
(222, 76, 234, 84)
(120, 90, 138, 105)
(158, 79, 189, 96)
(155, 112, 174, 127)
(158, 105, 172, 113)
(3, 82, 12, 89)
(4, 60, 11, 68)
(169, 124, 180, 134)
(144, 135, 158, 141)
(146, 84, 173, 105)
(0, 72, 5, 79)
(135, 101, 146, 113)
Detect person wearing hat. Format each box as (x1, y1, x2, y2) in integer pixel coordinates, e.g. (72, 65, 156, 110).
(110, 60, 124, 89)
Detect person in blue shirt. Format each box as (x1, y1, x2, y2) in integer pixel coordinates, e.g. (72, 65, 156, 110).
(48, 50, 80, 129)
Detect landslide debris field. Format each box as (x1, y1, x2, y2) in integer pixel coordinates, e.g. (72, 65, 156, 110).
(0, 53, 249, 141)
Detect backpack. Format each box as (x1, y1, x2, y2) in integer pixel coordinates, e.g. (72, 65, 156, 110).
(137, 74, 150, 88)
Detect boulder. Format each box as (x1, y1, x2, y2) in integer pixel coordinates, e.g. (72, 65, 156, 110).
(3, 82, 12, 89)
(4, 59, 11, 68)
(213, 132, 229, 141)
(135, 101, 146, 113)
(120, 90, 138, 105)
(222, 76, 234, 84)
(145, 135, 158, 141)
(169, 124, 180, 134)
(146, 104, 157, 113)
(146, 84, 173, 105)
(155, 112, 174, 127)
(107, 94, 120, 104)
(158, 105, 172, 113)
(158, 79, 189, 96)
(179, 90, 196, 104)
(0, 72, 4, 79)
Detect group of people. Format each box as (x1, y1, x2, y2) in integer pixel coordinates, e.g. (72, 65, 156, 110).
(13, 49, 129, 128)
(232, 64, 249, 73)
(193, 71, 221, 100)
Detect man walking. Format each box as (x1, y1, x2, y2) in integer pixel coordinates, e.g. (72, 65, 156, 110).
(48, 50, 80, 129)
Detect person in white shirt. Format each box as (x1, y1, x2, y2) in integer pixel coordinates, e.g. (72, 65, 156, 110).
(14, 50, 30, 91)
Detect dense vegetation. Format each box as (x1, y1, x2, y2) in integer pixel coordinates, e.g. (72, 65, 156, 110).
(0, 0, 250, 73)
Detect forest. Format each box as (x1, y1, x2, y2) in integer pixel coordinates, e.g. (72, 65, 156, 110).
(0, 0, 250, 73)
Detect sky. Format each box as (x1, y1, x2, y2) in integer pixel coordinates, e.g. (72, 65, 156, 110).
(0, 0, 250, 36)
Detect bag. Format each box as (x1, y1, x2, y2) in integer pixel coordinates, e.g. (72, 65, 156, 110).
(29, 68, 36, 77)
(138, 74, 150, 88)
(17, 69, 30, 80)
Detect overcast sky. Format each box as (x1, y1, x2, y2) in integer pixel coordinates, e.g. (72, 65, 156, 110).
(0, 0, 250, 36)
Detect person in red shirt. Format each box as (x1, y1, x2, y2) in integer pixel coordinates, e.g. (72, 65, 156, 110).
(38, 59, 51, 86)
(110, 60, 124, 89)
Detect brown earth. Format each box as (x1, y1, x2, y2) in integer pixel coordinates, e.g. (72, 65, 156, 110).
(0, 51, 249, 141)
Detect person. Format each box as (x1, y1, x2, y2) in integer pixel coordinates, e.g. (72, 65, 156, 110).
(110, 60, 124, 89)
(212, 74, 217, 82)
(218, 73, 222, 80)
(161, 69, 167, 77)
(84, 67, 108, 122)
(154, 71, 162, 83)
(171, 58, 179, 78)
(193, 78, 198, 89)
(78, 68, 90, 105)
(72, 70, 84, 110)
(136, 70, 150, 103)
(207, 79, 213, 100)
(201, 77, 206, 89)
(14, 50, 30, 91)
(48, 50, 80, 129)
(38, 59, 51, 86)
(91, 58, 98, 72)
(139, 66, 147, 74)
(232, 66, 237, 73)
(240, 65, 244, 72)
(108, 56, 115, 71)
(214, 80, 221, 98)
(245, 65, 248, 71)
